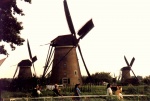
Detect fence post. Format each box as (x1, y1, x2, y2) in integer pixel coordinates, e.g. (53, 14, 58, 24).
(84, 96, 86, 101)
(0, 89, 1, 101)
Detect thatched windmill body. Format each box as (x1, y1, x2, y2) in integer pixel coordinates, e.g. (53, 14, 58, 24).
(42, 0, 94, 86)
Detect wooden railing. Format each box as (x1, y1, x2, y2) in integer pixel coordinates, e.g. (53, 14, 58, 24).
(2, 94, 147, 101)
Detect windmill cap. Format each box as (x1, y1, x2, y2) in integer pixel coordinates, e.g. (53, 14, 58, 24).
(18, 59, 32, 67)
(121, 66, 131, 71)
(51, 34, 78, 46)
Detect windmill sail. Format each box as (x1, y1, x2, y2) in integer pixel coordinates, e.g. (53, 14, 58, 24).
(13, 66, 19, 79)
(78, 19, 94, 39)
(27, 39, 32, 60)
(124, 56, 130, 67)
(0, 57, 6, 66)
(77, 45, 92, 82)
(63, 0, 76, 36)
(27, 39, 37, 76)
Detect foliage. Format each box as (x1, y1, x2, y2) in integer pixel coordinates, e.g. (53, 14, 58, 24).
(0, 77, 41, 92)
(0, 45, 7, 55)
(143, 75, 150, 85)
(82, 72, 113, 84)
(0, 0, 31, 55)
(144, 85, 150, 95)
(125, 86, 138, 94)
(91, 72, 113, 84)
(0, 78, 12, 90)
(1, 90, 31, 98)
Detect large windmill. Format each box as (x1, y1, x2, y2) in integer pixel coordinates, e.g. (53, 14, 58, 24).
(42, 0, 94, 86)
(119, 56, 139, 85)
(13, 39, 37, 79)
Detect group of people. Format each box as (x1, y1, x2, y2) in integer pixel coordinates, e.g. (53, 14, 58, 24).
(52, 83, 81, 100)
(107, 83, 123, 100)
(32, 83, 123, 100)
(31, 83, 81, 98)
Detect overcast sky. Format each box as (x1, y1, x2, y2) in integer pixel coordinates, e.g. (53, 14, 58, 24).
(0, 0, 150, 78)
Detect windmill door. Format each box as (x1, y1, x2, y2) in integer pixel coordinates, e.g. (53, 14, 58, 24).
(62, 77, 70, 85)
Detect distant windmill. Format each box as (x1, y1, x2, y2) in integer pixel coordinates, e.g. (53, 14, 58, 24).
(13, 39, 37, 79)
(120, 56, 139, 85)
(42, 0, 94, 86)
(112, 73, 117, 85)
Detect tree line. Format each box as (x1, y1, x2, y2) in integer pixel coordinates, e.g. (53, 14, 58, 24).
(0, 72, 150, 92)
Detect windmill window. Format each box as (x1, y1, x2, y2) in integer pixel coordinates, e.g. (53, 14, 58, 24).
(63, 63, 67, 68)
(62, 78, 68, 84)
(64, 72, 67, 76)
(74, 70, 78, 75)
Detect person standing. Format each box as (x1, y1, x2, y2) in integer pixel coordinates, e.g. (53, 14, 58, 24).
(106, 83, 113, 101)
(52, 84, 62, 96)
(106, 83, 113, 96)
(115, 86, 123, 100)
(32, 84, 42, 97)
(74, 84, 81, 101)
(37, 85, 42, 96)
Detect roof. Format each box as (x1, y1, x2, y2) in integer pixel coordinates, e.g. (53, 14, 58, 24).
(121, 66, 131, 71)
(51, 34, 78, 46)
(18, 59, 32, 67)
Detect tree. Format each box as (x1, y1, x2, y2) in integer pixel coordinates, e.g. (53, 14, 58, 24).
(91, 72, 113, 84)
(83, 72, 113, 84)
(0, 0, 31, 55)
(143, 75, 150, 85)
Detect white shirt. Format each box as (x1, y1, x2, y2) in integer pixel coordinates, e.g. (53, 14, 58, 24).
(37, 90, 42, 95)
(107, 87, 112, 95)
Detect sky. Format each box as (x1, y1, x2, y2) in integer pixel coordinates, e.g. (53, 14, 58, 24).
(0, 0, 150, 78)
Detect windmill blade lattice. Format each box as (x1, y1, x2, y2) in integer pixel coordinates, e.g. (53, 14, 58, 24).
(63, 0, 76, 36)
(124, 56, 130, 67)
(130, 57, 135, 67)
(13, 66, 19, 79)
(77, 19, 94, 39)
(77, 45, 93, 82)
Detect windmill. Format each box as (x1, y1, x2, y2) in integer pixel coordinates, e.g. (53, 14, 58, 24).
(42, 0, 94, 86)
(112, 73, 117, 85)
(13, 39, 37, 79)
(120, 56, 139, 85)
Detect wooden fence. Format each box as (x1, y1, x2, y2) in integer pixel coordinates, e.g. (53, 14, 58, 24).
(2, 94, 148, 101)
